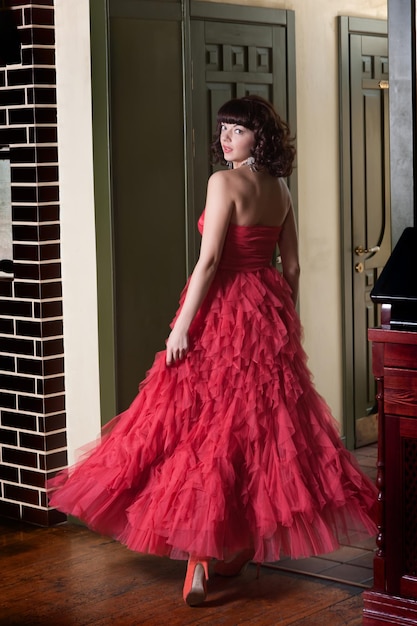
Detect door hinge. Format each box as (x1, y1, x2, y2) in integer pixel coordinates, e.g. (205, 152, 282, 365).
(379, 80, 389, 89)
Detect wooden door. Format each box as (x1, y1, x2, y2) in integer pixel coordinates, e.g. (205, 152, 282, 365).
(339, 17, 390, 448)
(109, 1, 187, 412)
(187, 3, 297, 267)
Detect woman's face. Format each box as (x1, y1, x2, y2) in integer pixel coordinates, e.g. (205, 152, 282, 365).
(220, 123, 255, 167)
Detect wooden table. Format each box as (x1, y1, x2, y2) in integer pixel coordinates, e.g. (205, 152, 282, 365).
(363, 327, 417, 624)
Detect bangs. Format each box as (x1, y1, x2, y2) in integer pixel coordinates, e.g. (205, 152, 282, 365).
(216, 98, 255, 129)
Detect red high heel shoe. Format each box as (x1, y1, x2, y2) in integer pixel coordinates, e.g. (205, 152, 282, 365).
(214, 548, 256, 577)
(183, 557, 210, 606)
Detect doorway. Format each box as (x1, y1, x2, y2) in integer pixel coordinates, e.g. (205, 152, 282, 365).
(339, 16, 390, 449)
(91, 0, 296, 420)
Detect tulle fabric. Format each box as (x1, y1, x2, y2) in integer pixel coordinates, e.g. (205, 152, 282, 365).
(48, 216, 377, 562)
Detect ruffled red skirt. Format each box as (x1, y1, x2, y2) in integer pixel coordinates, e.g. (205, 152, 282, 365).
(49, 266, 377, 562)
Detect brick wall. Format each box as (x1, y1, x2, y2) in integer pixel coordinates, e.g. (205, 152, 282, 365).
(0, 0, 67, 525)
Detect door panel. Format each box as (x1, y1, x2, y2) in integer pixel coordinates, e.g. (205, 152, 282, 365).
(189, 8, 295, 266)
(339, 17, 390, 448)
(109, 10, 186, 412)
(351, 33, 390, 446)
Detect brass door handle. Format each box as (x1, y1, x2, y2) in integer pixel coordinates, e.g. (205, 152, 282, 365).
(354, 245, 380, 256)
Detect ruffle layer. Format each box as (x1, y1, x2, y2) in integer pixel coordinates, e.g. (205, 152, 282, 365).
(49, 266, 377, 561)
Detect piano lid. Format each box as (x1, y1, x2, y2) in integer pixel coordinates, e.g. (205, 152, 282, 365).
(371, 227, 417, 330)
(371, 227, 417, 304)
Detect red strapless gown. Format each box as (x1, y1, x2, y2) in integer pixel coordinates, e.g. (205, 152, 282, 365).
(48, 214, 377, 562)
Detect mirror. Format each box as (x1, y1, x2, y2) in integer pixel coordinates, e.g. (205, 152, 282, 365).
(0, 146, 14, 279)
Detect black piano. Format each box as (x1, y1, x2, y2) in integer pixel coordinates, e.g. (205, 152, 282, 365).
(370, 226, 417, 330)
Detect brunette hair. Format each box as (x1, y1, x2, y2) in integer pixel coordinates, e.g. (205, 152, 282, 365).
(211, 95, 296, 177)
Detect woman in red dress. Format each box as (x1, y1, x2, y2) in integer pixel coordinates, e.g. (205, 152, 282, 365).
(49, 96, 377, 607)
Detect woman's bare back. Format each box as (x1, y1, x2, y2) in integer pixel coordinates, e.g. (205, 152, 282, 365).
(226, 167, 292, 228)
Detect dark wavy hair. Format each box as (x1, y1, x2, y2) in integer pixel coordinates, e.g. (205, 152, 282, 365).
(211, 95, 296, 177)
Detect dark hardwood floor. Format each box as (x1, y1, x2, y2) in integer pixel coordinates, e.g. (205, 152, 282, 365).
(0, 517, 366, 625)
(0, 446, 377, 625)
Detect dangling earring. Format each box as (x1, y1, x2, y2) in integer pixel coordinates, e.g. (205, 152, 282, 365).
(227, 161, 233, 169)
(245, 156, 256, 172)
(247, 156, 255, 170)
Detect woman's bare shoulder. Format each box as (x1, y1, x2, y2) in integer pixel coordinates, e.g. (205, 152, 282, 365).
(208, 169, 231, 184)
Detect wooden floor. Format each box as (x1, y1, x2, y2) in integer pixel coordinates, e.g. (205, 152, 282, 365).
(0, 521, 362, 626)
(0, 519, 365, 626)
(0, 446, 377, 625)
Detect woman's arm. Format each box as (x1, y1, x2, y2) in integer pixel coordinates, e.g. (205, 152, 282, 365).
(166, 171, 233, 365)
(278, 198, 300, 306)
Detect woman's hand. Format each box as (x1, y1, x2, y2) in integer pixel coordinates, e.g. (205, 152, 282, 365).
(166, 325, 189, 365)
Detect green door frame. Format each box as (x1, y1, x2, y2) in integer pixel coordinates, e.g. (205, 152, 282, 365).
(90, 0, 116, 424)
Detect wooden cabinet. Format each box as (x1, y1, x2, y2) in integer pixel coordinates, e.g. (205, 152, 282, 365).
(363, 328, 417, 624)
